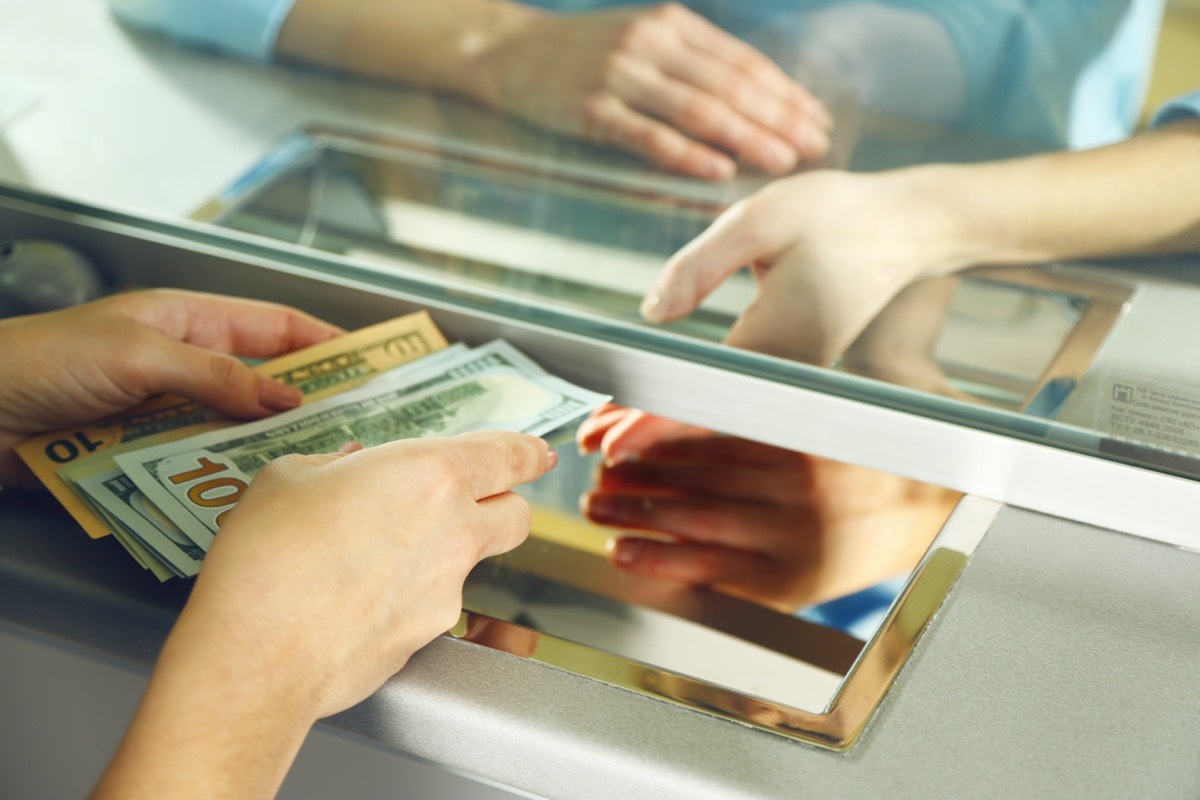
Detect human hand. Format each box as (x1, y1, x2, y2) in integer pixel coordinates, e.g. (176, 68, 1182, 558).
(480, 3, 831, 179)
(172, 431, 555, 720)
(640, 168, 956, 364)
(580, 425, 958, 612)
(0, 288, 340, 486)
(94, 431, 556, 798)
(576, 401, 709, 466)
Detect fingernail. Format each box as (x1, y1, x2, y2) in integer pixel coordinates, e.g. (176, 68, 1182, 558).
(259, 379, 303, 412)
(603, 448, 634, 469)
(583, 492, 615, 523)
(810, 102, 834, 130)
(611, 537, 645, 567)
(766, 141, 799, 173)
(706, 157, 736, 181)
(799, 127, 831, 158)
(546, 448, 559, 470)
(337, 441, 363, 454)
(584, 493, 636, 526)
(640, 290, 668, 322)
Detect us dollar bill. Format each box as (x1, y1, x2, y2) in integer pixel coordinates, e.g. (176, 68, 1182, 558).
(63, 344, 475, 577)
(19, 310, 449, 539)
(77, 465, 206, 578)
(115, 340, 610, 548)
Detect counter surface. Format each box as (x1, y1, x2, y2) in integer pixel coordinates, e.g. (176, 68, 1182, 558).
(4, 491, 1200, 799)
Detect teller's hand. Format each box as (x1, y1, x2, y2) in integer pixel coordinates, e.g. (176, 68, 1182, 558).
(640, 169, 954, 364)
(481, 3, 832, 179)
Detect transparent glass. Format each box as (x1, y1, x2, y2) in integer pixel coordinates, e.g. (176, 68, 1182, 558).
(2, 0, 1199, 733)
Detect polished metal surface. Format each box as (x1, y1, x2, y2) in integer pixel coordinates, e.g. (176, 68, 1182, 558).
(192, 127, 1136, 419)
(2, 186, 1199, 552)
(0, 189, 998, 751)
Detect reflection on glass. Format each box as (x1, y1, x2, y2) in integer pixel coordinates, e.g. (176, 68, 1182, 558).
(199, 130, 1135, 423)
(5, 0, 1199, 750)
(458, 435, 949, 716)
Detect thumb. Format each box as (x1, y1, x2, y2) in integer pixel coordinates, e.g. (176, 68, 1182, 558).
(640, 200, 784, 324)
(145, 340, 303, 419)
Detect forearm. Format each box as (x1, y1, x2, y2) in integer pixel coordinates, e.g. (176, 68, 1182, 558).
(900, 119, 1200, 276)
(91, 609, 316, 799)
(275, 0, 539, 103)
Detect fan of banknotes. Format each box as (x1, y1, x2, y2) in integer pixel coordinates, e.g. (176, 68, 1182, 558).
(16, 311, 610, 580)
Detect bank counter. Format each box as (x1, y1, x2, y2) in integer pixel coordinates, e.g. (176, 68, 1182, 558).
(3, 1, 1200, 798)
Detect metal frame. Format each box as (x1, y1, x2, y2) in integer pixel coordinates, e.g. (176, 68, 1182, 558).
(4, 185, 1200, 750)
(4, 186, 1199, 547)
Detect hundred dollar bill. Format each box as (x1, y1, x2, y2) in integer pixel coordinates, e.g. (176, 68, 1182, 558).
(17, 310, 449, 539)
(116, 340, 610, 548)
(76, 466, 207, 578)
(63, 344, 474, 578)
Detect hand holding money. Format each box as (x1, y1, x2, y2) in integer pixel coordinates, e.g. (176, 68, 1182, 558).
(9, 289, 610, 581)
(0, 289, 340, 487)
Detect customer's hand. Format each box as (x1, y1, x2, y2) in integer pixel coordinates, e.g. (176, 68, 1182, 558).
(93, 431, 556, 798)
(0, 289, 340, 485)
(481, 3, 832, 179)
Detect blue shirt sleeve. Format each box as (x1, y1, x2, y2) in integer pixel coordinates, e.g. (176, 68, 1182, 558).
(887, 0, 1164, 150)
(108, 0, 297, 63)
(1151, 90, 1200, 128)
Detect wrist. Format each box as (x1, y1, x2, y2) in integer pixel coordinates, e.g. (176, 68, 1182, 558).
(459, 4, 546, 108)
(877, 163, 999, 281)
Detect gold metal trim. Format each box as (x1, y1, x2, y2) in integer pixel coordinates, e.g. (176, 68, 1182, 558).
(450, 543, 968, 752)
(959, 265, 1134, 414)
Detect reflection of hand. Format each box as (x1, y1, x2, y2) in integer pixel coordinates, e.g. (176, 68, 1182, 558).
(640, 169, 955, 364)
(482, 4, 832, 179)
(0, 289, 341, 485)
(576, 402, 708, 466)
(462, 612, 541, 658)
(577, 406, 959, 612)
(842, 274, 974, 398)
(93, 431, 556, 797)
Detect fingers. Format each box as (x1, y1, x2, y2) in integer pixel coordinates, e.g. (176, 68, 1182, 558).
(577, 405, 712, 462)
(607, 535, 774, 590)
(584, 92, 737, 180)
(584, 490, 797, 553)
(594, 458, 780, 503)
(473, 490, 534, 559)
(575, 403, 633, 454)
(364, 431, 556, 502)
(641, 197, 788, 323)
(631, 435, 803, 468)
(595, 409, 709, 466)
(659, 16, 831, 161)
(137, 338, 304, 419)
(615, 5, 831, 173)
(606, 56, 801, 175)
(118, 289, 342, 357)
(669, 5, 832, 133)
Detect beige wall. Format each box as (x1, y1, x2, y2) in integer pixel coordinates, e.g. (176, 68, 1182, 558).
(1145, 0, 1200, 119)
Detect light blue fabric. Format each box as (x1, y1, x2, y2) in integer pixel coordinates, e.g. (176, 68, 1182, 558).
(108, 0, 297, 63)
(1151, 89, 1200, 128)
(519, 0, 1165, 150)
(107, 0, 1164, 151)
(797, 575, 908, 642)
(898, 0, 1164, 149)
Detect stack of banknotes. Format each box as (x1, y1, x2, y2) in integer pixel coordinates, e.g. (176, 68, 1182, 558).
(16, 311, 609, 580)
